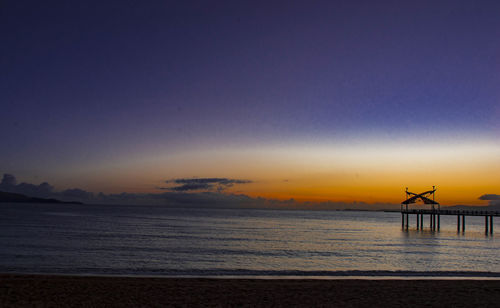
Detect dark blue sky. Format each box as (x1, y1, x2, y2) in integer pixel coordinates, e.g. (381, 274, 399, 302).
(2, 0, 499, 187)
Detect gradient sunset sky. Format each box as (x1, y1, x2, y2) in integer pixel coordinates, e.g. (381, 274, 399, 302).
(2, 1, 499, 206)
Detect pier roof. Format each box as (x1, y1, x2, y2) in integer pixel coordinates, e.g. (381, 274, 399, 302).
(402, 189, 439, 205)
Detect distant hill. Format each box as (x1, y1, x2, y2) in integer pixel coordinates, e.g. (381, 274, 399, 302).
(443, 204, 500, 211)
(0, 191, 83, 204)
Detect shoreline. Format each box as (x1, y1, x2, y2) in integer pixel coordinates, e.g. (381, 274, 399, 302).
(4, 269, 500, 279)
(4, 272, 500, 281)
(2, 274, 500, 307)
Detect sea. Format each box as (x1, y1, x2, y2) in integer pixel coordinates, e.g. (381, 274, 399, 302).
(1, 203, 500, 278)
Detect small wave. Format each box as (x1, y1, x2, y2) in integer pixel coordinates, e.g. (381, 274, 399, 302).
(44, 212, 85, 217)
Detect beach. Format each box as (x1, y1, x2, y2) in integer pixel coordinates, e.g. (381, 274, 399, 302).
(1, 274, 500, 307)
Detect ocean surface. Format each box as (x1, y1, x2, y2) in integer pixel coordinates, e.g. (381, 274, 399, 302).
(1, 203, 500, 278)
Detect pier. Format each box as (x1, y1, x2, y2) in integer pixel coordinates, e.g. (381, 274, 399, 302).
(401, 209, 500, 234)
(401, 187, 498, 234)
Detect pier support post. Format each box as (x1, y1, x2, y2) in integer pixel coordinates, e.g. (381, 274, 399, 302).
(485, 216, 489, 234)
(437, 214, 440, 231)
(433, 214, 436, 231)
(402, 213, 404, 230)
(416, 214, 419, 230)
(406, 213, 409, 230)
(490, 216, 493, 235)
(462, 215, 465, 232)
(420, 214, 423, 230)
(457, 215, 460, 232)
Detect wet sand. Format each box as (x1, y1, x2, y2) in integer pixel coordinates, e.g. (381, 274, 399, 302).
(1, 274, 500, 307)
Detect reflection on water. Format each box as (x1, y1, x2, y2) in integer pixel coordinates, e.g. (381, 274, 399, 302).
(0, 203, 499, 276)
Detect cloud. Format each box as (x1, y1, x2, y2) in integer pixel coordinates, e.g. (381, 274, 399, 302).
(0, 174, 257, 206)
(1, 174, 17, 186)
(479, 194, 500, 201)
(60, 188, 94, 200)
(479, 194, 500, 207)
(0, 174, 54, 198)
(0, 174, 94, 201)
(0, 173, 399, 210)
(88, 191, 397, 210)
(162, 178, 252, 192)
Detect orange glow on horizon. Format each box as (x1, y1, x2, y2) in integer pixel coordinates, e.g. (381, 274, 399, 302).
(55, 139, 500, 206)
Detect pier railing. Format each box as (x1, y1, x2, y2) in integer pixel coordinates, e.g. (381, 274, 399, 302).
(402, 209, 500, 216)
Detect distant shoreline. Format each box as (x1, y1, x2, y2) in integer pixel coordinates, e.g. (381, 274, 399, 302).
(0, 191, 82, 205)
(1, 196, 495, 211)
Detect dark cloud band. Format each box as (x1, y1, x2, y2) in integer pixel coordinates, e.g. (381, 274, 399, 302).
(163, 177, 252, 192)
(479, 194, 500, 201)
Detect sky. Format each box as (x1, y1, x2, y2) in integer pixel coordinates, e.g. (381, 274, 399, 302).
(1, 1, 499, 207)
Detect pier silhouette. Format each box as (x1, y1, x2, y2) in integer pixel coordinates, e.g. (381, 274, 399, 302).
(401, 187, 498, 234)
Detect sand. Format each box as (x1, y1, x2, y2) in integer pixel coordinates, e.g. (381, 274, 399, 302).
(1, 274, 500, 307)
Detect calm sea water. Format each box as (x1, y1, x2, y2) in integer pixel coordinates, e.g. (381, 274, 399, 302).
(1, 203, 499, 277)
